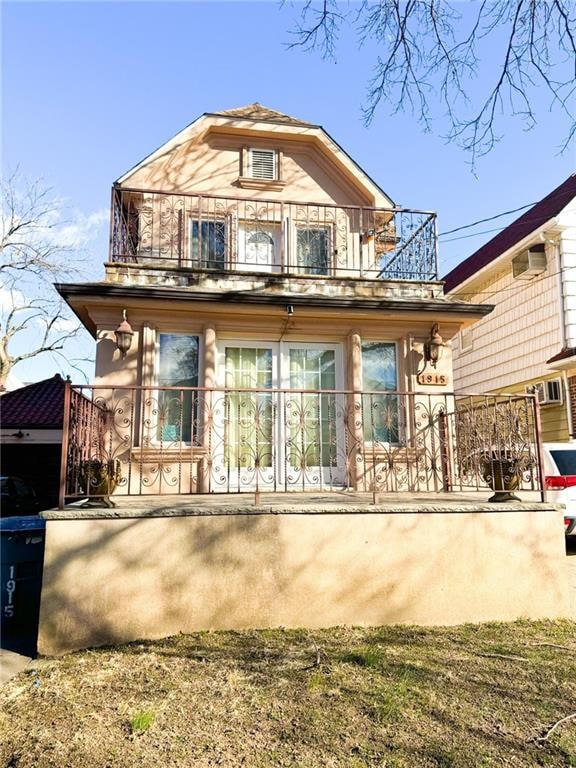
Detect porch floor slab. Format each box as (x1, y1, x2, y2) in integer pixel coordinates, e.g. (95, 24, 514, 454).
(43, 491, 558, 519)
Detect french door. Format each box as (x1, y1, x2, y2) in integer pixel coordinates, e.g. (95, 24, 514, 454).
(212, 341, 346, 491)
(237, 222, 282, 272)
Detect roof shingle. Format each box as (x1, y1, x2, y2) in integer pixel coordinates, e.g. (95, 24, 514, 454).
(0, 374, 66, 429)
(211, 103, 314, 127)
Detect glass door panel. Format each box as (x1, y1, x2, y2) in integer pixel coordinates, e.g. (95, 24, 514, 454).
(284, 346, 345, 488)
(223, 346, 275, 487)
(212, 342, 344, 491)
(237, 222, 281, 272)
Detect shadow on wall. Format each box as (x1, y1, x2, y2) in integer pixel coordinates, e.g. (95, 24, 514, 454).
(38, 507, 571, 655)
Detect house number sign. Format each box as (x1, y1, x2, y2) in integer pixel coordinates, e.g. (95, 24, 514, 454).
(3, 566, 15, 619)
(417, 372, 448, 386)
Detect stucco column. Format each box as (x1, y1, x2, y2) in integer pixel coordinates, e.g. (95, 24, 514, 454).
(347, 330, 365, 491)
(198, 323, 217, 492)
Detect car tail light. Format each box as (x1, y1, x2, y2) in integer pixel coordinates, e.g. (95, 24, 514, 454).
(545, 475, 576, 490)
(565, 517, 571, 530)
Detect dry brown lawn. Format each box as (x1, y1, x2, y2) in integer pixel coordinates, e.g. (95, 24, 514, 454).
(1, 620, 575, 767)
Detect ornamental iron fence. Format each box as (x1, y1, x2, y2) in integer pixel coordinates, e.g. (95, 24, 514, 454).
(59, 385, 543, 506)
(110, 186, 438, 281)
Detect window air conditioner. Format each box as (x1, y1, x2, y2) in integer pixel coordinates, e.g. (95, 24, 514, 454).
(525, 378, 563, 405)
(512, 244, 547, 279)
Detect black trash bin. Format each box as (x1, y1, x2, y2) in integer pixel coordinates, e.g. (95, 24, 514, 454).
(1, 516, 46, 656)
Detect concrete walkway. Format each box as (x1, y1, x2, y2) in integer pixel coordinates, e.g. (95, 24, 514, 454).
(0, 649, 32, 684)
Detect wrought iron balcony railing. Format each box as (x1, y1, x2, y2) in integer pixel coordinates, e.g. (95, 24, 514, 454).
(110, 187, 439, 281)
(60, 385, 543, 505)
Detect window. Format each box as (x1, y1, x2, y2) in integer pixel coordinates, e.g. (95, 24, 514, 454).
(157, 334, 200, 443)
(361, 342, 399, 443)
(460, 328, 473, 352)
(248, 148, 277, 180)
(190, 220, 226, 269)
(296, 227, 330, 275)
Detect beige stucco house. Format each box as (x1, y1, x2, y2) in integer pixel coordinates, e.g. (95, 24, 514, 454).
(444, 174, 576, 443)
(35, 106, 572, 655)
(56, 103, 500, 499)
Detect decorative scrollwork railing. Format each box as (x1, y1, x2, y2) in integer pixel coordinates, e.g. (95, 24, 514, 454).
(60, 385, 543, 505)
(109, 186, 438, 281)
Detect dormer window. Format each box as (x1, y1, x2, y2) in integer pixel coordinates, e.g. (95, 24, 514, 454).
(248, 148, 277, 180)
(238, 147, 284, 189)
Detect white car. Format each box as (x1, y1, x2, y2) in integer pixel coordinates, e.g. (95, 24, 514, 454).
(542, 443, 576, 537)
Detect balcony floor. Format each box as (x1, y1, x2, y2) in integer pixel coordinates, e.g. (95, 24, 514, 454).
(45, 490, 553, 519)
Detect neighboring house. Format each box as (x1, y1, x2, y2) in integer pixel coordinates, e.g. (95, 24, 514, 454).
(56, 103, 495, 499)
(0, 374, 67, 508)
(443, 174, 576, 443)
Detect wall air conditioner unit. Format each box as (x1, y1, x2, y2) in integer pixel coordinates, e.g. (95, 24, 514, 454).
(512, 243, 547, 279)
(525, 378, 563, 405)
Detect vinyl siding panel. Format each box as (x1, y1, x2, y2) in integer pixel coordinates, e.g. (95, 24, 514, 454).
(451, 243, 562, 393)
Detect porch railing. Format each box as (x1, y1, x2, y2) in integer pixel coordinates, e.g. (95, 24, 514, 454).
(110, 186, 439, 280)
(60, 385, 543, 506)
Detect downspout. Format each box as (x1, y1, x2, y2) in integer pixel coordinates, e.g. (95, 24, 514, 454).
(562, 370, 574, 438)
(552, 238, 574, 438)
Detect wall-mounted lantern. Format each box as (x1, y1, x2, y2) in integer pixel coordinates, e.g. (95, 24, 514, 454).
(423, 323, 445, 370)
(114, 310, 134, 359)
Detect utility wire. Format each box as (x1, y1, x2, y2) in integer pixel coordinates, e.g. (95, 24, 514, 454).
(437, 202, 537, 238)
(438, 181, 574, 243)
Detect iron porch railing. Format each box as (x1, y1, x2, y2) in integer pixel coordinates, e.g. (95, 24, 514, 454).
(60, 385, 543, 506)
(110, 186, 439, 281)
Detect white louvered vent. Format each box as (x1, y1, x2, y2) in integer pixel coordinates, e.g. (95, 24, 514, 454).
(249, 149, 277, 180)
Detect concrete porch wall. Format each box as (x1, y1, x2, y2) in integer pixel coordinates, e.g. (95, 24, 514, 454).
(37, 501, 572, 655)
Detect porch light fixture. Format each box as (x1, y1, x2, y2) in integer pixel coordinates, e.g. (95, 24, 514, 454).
(114, 309, 134, 359)
(423, 323, 445, 369)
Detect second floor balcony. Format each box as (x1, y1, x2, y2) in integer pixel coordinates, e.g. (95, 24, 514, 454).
(110, 187, 439, 281)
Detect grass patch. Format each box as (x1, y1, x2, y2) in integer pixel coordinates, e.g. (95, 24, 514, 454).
(341, 645, 386, 668)
(1, 620, 575, 767)
(130, 710, 155, 734)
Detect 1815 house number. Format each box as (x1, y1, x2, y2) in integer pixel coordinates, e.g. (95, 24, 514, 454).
(417, 373, 448, 386)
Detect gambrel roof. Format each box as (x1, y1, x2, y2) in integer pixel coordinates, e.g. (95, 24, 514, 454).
(115, 103, 395, 207)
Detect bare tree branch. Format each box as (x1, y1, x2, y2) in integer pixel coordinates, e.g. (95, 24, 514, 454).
(0, 171, 92, 389)
(284, 0, 576, 164)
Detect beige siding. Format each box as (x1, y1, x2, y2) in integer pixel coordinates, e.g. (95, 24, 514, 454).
(451, 243, 562, 393)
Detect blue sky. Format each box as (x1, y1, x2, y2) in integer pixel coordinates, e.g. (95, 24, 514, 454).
(3, 1, 575, 383)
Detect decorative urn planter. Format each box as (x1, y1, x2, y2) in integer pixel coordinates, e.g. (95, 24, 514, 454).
(480, 453, 521, 503)
(79, 459, 121, 508)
